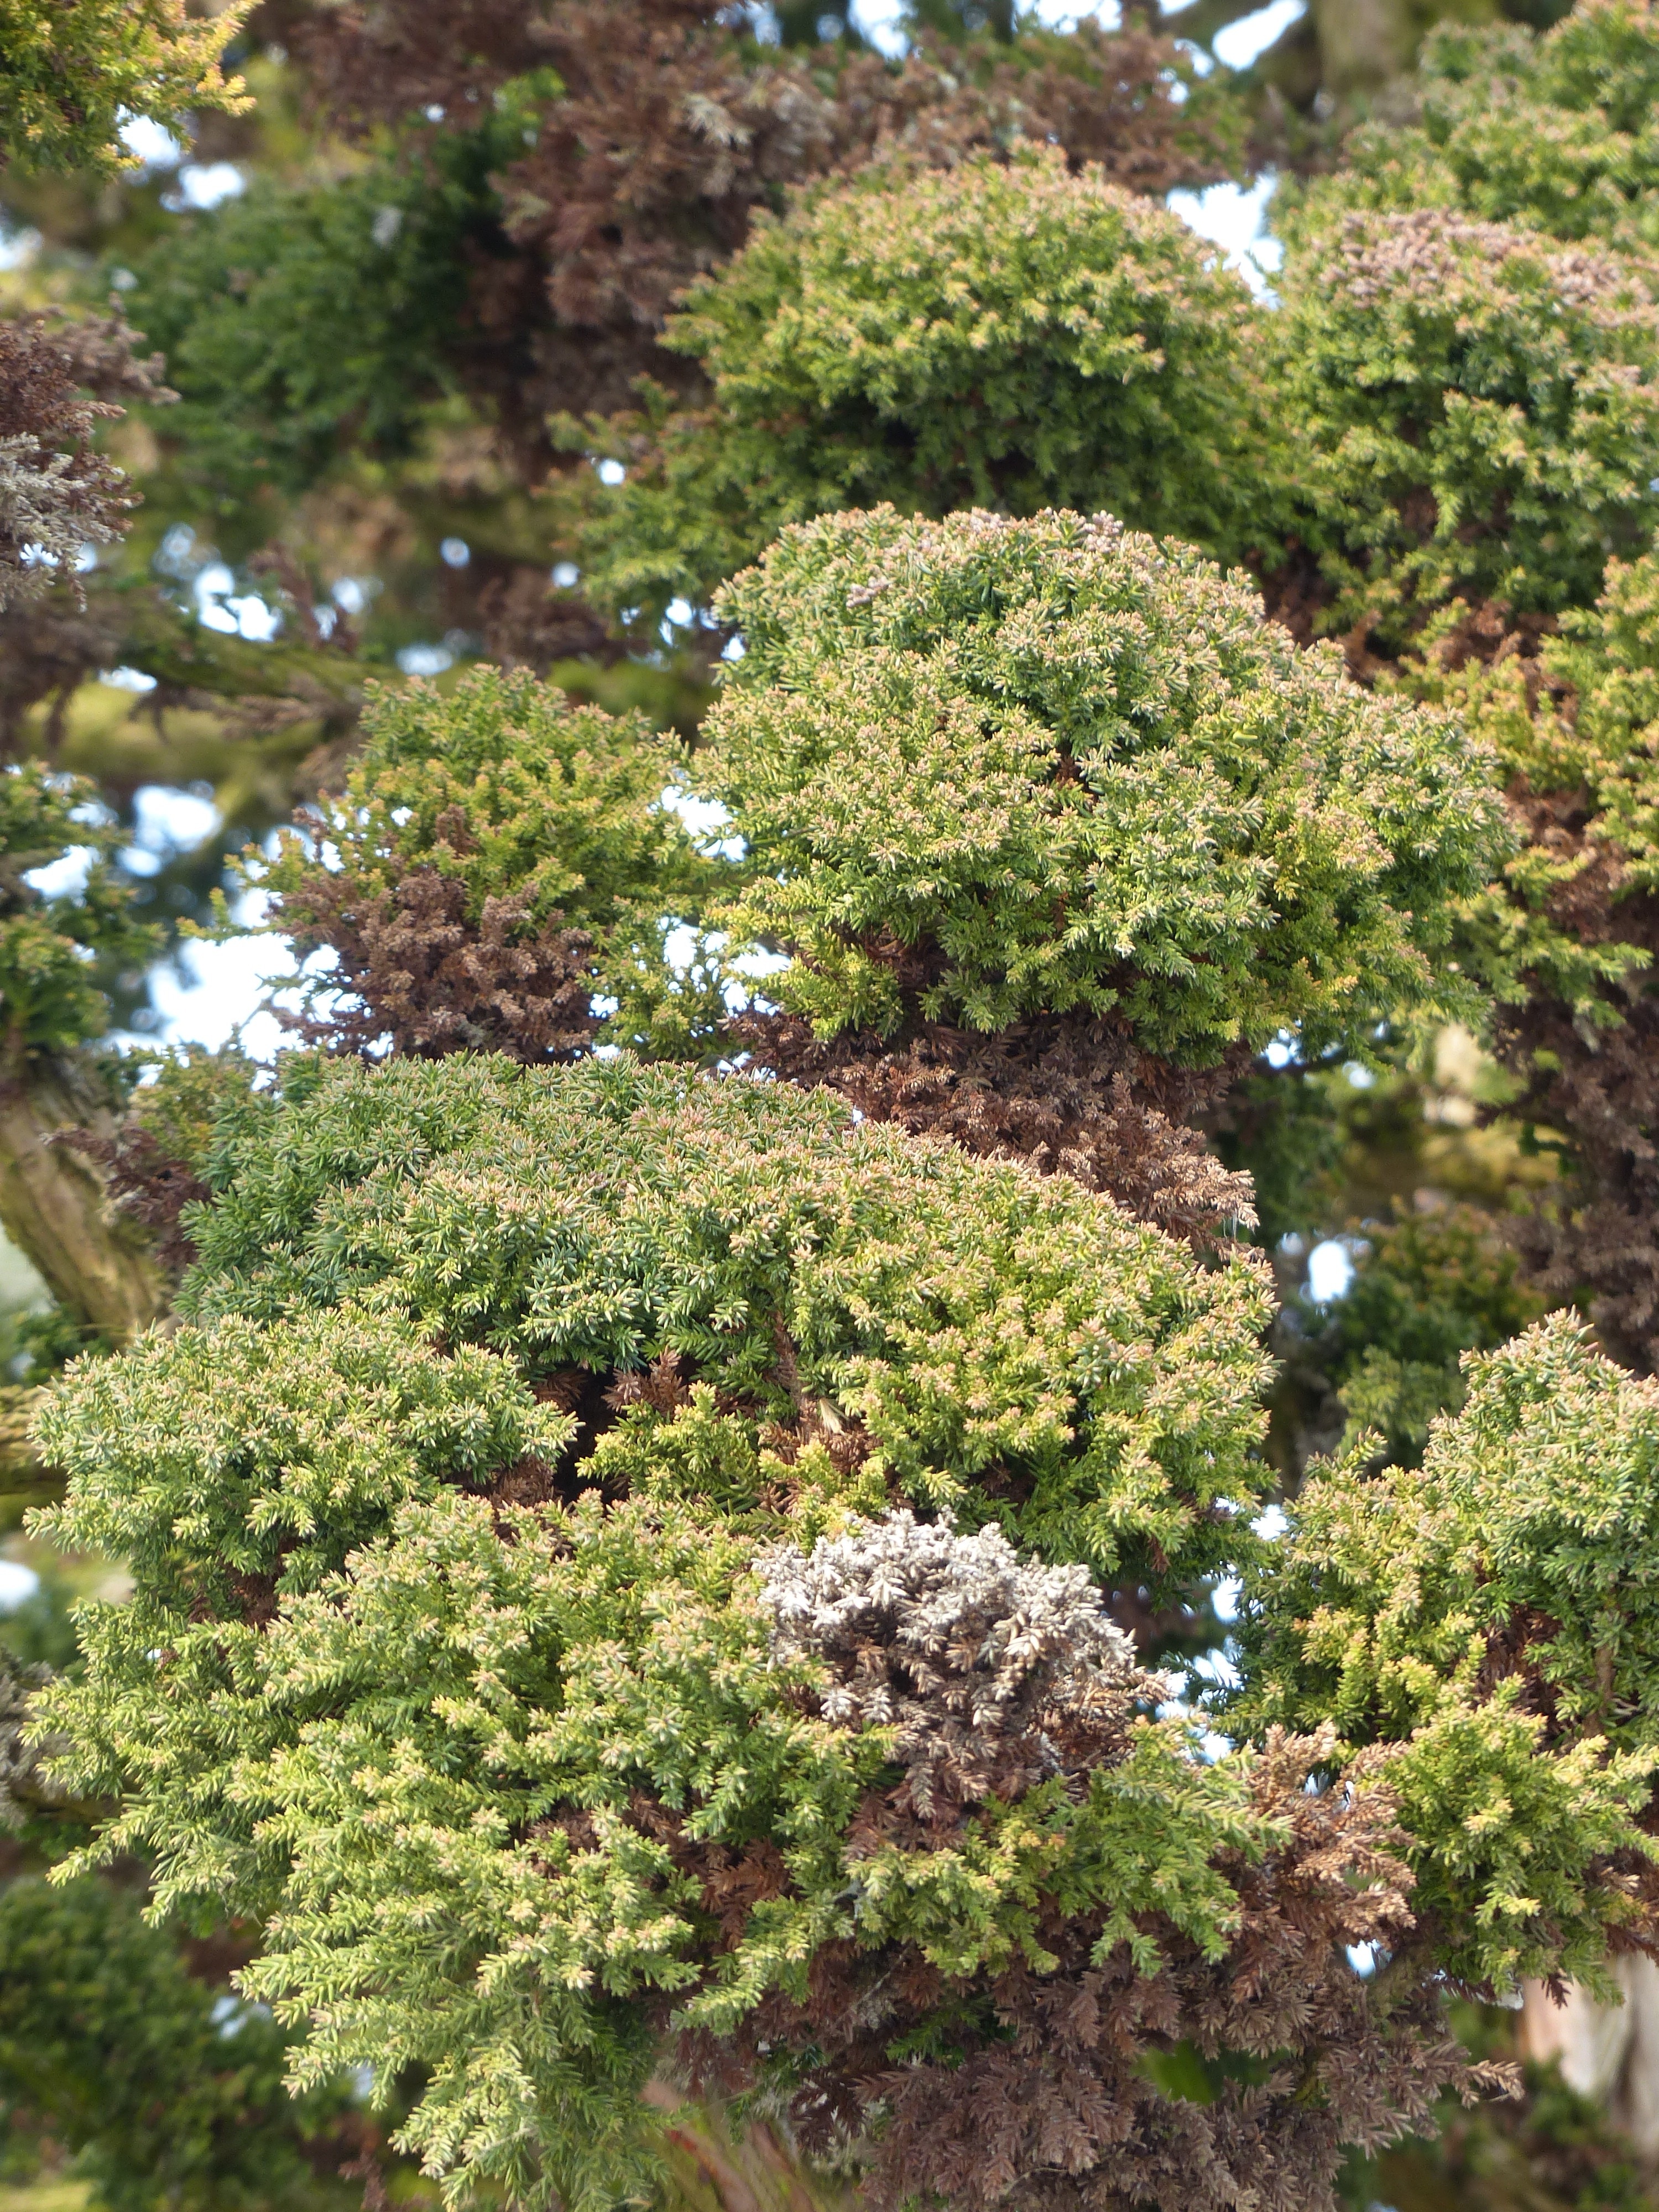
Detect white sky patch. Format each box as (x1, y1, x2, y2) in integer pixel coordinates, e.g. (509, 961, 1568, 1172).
(24, 845, 99, 901)
(148, 927, 301, 1057)
(118, 116, 186, 170)
(193, 562, 283, 640)
(169, 162, 246, 210)
(133, 784, 220, 857)
(0, 1559, 40, 1609)
(665, 790, 736, 845)
(1306, 1236, 1357, 1304)
(1167, 174, 1282, 298)
(1213, 0, 1305, 69)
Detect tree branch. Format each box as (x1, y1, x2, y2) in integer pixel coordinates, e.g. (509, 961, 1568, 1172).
(0, 1053, 166, 1344)
(1157, 0, 1285, 55)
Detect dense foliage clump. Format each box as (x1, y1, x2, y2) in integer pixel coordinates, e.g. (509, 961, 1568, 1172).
(0, 0, 248, 176)
(704, 505, 1505, 1060)
(1316, 1, 1659, 248)
(0, 1876, 365, 2212)
(292, 0, 1239, 466)
(1237, 1316, 1659, 1986)
(1271, 206, 1659, 635)
(571, 149, 1270, 626)
(257, 669, 722, 1061)
(0, 310, 172, 611)
(682, 504, 1507, 1238)
(123, 153, 485, 534)
(30, 1052, 1659, 2212)
(14, 7, 1659, 2211)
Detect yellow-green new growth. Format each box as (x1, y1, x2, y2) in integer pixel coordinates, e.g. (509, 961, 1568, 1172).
(0, 0, 250, 176)
(702, 505, 1509, 1063)
(568, 145, 1272, 630)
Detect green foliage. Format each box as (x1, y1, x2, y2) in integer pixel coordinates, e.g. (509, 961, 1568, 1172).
(127, 1044, 261, 1183)
(1270, 202, 1659, 633)
(1312, 1202, 1548, 1465)
(700, 506, 1508, 1061)
(230, 1493, 1255, 2212)
(0, 1874, 357, 2212)
(568, 147, 1270, 627)
(29, 1050, 1285, 2203)
(0, 0, 249, 176)
(1235, 1313, 1659, 1985)
(252, 668, 728, 1052)
(124, 147, 485, 534)
(0, 766, 161, 1064)
(267, 671, 707, 933)
(1243, 1312, 1659, 1746)
(1314, 2, 1659, 247)
(1454, 546, 1659, 886)
(1420, 547, 1659, 1023)
(133, 1052, 1274, 1593)
(0, 1299, 101, 1396)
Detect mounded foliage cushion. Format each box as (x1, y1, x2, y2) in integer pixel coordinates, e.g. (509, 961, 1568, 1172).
(700, 505, 1507, 1062)
(262, 667, 704, 941)
(1454, 546, 1659, 893)
(569, 145, 1270, 627)
(29, 1060, 1659, 2206)
(255, 667, 724, 1058)
(1271, 204, 1659, 632)
(1240, 1313, 1659, 1749)
(1307, 1, 1659, 249)
(166, 1053, 1276, 1581)
(32, 1050, 1285, 2203)
(1233, 1314, 1659, 1986)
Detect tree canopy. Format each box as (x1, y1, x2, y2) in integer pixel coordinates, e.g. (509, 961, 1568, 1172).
(9, 6, 1659, 2212)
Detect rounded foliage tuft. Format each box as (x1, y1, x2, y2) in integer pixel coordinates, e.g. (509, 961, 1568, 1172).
(701, 505, 1507, 1061)
(570, 147, 1271, 625)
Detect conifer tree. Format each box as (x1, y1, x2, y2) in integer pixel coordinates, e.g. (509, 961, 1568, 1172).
(8, 6, 1659, 2212)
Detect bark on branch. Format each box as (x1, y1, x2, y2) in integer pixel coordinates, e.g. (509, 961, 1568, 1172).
(0, 1052, 166, 1344)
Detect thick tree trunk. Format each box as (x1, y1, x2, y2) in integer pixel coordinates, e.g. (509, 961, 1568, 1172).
(0, 1053, 165, 1343)
(1520, 1961, 1659, 2156)
(645, 2083, 859, 2212)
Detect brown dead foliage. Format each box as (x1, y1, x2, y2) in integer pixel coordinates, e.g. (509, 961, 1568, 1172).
(0, 307, 173, 618)
(294, 2, 1238, 454)
(654, 1730, 1508, 2212)
(278, 862, 602, 1063)
(735, 1009, 1258, 1244)
(58, 1122, 212, 1277)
